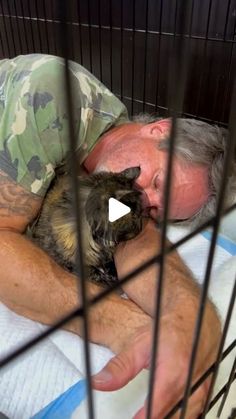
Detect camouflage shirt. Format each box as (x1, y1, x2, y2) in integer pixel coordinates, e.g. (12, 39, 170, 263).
(0, 54, 129, 197)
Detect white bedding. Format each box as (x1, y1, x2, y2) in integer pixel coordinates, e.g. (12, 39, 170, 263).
(0, 219, 235, 419)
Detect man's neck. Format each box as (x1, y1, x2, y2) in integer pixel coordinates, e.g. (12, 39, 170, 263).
(83, 123, 130, 173)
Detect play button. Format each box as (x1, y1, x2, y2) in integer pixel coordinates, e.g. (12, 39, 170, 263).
(108, 197, 131, 222)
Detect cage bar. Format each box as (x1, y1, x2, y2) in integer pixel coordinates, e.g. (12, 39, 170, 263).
(56, 2, 95, 418)
(0, 2, 235, 419)
(179, 79, 236, 419)
(217, 356, 236, 417)
(147, 2, 196, 417)
(203, 278, 236, 414)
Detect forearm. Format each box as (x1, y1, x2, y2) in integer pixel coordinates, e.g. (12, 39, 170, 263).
(114, 220, 197, 314)
(114, 220, 221, 363)
(0, 230, 148, 352)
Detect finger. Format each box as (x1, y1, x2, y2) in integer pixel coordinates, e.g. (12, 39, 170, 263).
(133, 405, 146, 419)
(92, 330, 151, 391)
(133, 380, 208, 419)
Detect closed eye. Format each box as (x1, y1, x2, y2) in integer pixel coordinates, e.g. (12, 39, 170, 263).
(154, 174, 161, 190)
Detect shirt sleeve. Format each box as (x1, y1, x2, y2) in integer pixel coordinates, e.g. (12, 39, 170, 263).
(0, 54, 129, 197)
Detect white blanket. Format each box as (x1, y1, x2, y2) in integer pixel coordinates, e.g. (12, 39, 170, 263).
(0, 222, 235, 419)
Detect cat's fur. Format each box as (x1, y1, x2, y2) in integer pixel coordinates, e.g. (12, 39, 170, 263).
(30, 166, 143, 287)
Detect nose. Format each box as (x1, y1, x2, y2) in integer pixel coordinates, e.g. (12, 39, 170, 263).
(149, 207, 159, 220)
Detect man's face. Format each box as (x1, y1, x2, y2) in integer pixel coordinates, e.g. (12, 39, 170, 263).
(84, 119, 209, 222)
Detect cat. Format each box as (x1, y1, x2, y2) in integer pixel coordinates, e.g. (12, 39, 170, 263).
(30, 166, 143, 287)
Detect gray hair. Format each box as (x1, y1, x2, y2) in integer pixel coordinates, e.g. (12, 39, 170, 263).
(132, 114, 236, 229)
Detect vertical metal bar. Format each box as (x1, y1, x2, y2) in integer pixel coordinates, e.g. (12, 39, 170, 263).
(223, 0, 232, 41)
(189, 0, 195, 36)
(204, 0, 213, 44)
(12, 0, 23, 53)
(146, 119, 178, 419)
(0, 1, 8, 57)
(18, 0, 30, 53)
(109, 0, 113, 91)
(0, 23, 5, 57)
(50, 0, 58, 56)
(210, 2, 232, 124)
(217, 356, 236, 417)
(87, 0, 93, 72)
(131, 0, 136, 115)
(146, 1, 193, 417)
(27, 0, 36, 52)
(76, 0, 83, 66)
(142, 0, 149, 112)
(120, 0, 123, 101)
(68, 6, 75, 61)
(4, 0, 17, 56)
(221, 4, 236, 122)
(57, 1, 94, 418)
(35, 0, 43, 52)
(0, 1, 10, 56)
(173, 0, 178, 35)
(154, 0, 163, 112)
(98, 0, 103, 81)
(201, 274, 236, 416)
(42, 0, 50, 54)
(195, 0, 213, 118)
(179, 76, 236, 419)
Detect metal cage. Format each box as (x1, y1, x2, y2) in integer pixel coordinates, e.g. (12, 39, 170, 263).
(0, 1, 235, 418)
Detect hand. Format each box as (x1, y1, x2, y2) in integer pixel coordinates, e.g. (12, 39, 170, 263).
(92, 219, 220, 417)
(92, 313, 215, 419)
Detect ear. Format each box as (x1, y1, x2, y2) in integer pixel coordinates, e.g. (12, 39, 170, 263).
(120, 166, 141, 181)
(139, 119, 170, 139)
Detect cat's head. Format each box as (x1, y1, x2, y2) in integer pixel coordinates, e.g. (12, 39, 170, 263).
(85, 167, 143, 248)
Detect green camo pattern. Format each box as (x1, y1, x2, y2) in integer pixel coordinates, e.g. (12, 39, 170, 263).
(0, 54, 129, 196)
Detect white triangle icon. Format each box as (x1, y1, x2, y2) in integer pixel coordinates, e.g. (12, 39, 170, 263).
(108, 197, 131, 222)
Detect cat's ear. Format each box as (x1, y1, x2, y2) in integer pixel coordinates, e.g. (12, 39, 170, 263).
(120, 166, 141, 181)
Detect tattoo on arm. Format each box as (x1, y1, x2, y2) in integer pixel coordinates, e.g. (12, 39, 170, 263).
(0, 170, 42, 222)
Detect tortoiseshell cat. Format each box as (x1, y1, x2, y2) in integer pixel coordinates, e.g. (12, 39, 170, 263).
(30, 166, 143, 287)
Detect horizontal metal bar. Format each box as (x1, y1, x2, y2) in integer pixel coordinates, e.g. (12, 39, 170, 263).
(209, 371, 236, 415)
(117, 95, 229, 126)
(1, 202, 235, 371)
(217, 355, 236, 417)
(0, 14, 236, 43)
(201, 274, 236, 416)
(165, 341, 236, 418)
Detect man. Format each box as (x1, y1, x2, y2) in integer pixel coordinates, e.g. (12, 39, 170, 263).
(0, 54, 226, 418)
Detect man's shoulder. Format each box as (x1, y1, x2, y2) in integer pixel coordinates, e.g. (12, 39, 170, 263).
(1, 54, 127, 116)
(68, 60, 116, 100)
(1, 54, 63, 76)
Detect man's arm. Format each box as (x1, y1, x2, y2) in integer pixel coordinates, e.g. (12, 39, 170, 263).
(92, 219, 221, 418)
(114, 218, 221, 375)
(0, 170, 150, 352)
(114, 219, 219, 327)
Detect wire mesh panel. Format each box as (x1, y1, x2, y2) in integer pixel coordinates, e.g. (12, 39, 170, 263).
(0, 0, 236, 123)
(0, 1, 236, 419)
